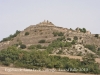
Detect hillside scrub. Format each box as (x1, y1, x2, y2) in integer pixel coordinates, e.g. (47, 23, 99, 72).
(46, 36, 76, 54)
(28, 44, 47, 49)
(20, 44, 26, 49)
(0, 30, 20, 42)
(0, 46, 100, 74)
(38, 39, 46, 43)
(84, 44, 96, 52)
(53, 32, 64, 37)
(84, 44, 100, 56)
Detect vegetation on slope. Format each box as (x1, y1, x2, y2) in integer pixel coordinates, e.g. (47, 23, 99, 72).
(0, 46, 100, 74)
(84, 44, 100, 56)
(0, 30, 21, 42)
(75, 28, 86, 33)
(0, 27, 100, 74)
(53, 32, 64, 37)
(46, 36, 72, 53)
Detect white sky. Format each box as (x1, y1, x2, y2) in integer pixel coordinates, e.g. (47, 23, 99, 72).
(0, 0, 100, 40)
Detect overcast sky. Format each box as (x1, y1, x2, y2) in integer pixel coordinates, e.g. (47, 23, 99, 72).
(0, 0, 100, 41)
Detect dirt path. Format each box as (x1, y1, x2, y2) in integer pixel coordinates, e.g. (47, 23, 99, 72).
(0, 67, 94, 75)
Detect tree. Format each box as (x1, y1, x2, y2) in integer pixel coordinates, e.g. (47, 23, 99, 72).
(82, 28, 86, 33)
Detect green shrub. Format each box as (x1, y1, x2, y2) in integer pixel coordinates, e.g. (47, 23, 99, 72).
(42, 46, 47, 49)
(38, 40, 45, 43)
(57, 50, 63, 54)
(98, 48, 100, 51)
(67, 38, 71, 41)
(58, 32, 64, 36)
(64, 42, 72, 47)
(82, 28, 86, 33)
(36, 44, 42, 49)
(84, 45, 96, 52)
(74, 36, 78, 40)
(25, 32, 29, 36)
(53, 32, 58, 37)
(95, 34, 99, 38)
(28, 44, 46, 49)
(1, 38, 8, 42)
(71, 40, 76, 44)
(20, 44, 26, 49)
(52, 32, 64, 37)
(57, 36, 65, 41)
(28, 45, 35, 49)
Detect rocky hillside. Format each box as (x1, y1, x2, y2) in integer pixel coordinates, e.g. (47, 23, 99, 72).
(0, 20, 100, 56)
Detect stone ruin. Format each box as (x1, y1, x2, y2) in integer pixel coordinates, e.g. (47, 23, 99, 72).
(36, 20, 55, 27)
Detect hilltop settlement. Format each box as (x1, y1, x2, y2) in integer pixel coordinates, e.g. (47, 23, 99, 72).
(0, 20, 100, 74)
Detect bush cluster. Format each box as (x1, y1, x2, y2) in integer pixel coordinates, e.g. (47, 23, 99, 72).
(53, 32, 64, 37)
(79, 28, 86, 33)
(0, 46, 100, 74)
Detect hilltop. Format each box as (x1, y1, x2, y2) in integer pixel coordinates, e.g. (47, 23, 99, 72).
(0, 20, 100, 56)
(0, 20, 100, 74)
